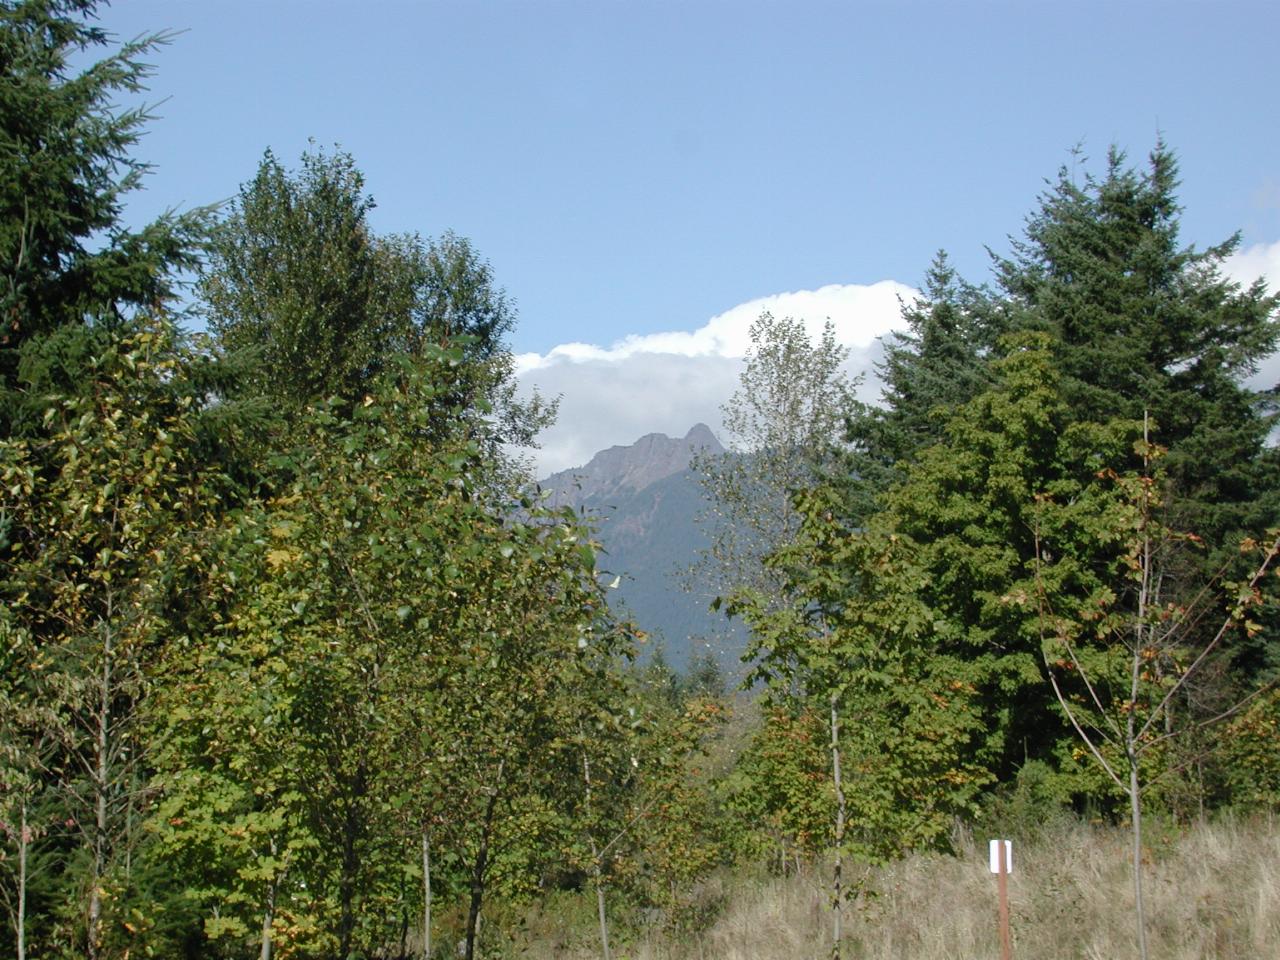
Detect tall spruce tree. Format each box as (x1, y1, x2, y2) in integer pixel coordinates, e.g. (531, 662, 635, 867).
(844, 252, 997, 514)
(993, 143, 1280, 550)
(830, 143, 1280, 798)
(0, 0, 208, 433)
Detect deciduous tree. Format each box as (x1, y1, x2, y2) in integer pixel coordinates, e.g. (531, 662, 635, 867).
(1, 321, 230, 957)
(1029, 420, 1280, 960)
(692, 311, 857, 661)
(730, 484, 987, 960)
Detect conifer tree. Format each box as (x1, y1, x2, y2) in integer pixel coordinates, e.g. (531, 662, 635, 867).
(0, 0, 208, 432)
(844, 251, 996, 514)
(994, 143, 1280, 553)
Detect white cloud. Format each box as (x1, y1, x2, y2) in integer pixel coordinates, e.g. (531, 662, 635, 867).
(517, 245, 1280, 479)
(516, 281, 910, 375)
(1224, 240, 1280, 391)
(1225, 239, 1280, 291)
(516, 282, 914, 476)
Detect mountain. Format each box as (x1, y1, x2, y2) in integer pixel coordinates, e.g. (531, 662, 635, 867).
(539, 424, 744, 673)
(540, 422, 722, 505)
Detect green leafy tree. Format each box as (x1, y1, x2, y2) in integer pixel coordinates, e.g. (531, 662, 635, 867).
(151, 348, 485, 958)
(681, 652, 725, 700)
(730, 484, 988, 960)
(148, 496, 332, 960)
(424, 512, 631, 960)
(1, 321, 230, 958)
(721, 704, 831, 871)
(867, 333, 1148, 787)
(693, 311, 857, 662)
(559, 666, 726, 959)
(0, 619, 61, 960)
(1029, 425, 1280, 960)
(200, 147, 391, 409)
(149, 346, 629, 960)
(200, 148, 552, 455)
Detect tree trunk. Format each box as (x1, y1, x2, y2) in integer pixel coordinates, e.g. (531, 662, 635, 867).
(465, 773, 502, 960)
(1129, 748, 1149, 960)
(422, 828, 432, 960)
(829, 693, 845, 960)
(1129, 441, 1150, 960)
(582, 752, 611, 960)
(258, 873, 276, 960)
(88, 619, 113, 960)
(591, 836, 611, 960)
(17, 801, 28, 960)
(337, 761, 369, 960)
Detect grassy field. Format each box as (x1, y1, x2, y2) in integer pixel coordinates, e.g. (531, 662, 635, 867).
(490, 814, 1280, 960)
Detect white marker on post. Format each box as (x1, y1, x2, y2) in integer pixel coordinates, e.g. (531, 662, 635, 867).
(988, 839, 1013, 874)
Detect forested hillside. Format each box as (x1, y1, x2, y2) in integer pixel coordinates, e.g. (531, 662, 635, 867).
(2, 4, 1278, 960)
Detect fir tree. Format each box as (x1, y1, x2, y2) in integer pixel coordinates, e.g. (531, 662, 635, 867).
(0, 0, 208, 432)
(844, 251, 996, 515)
(993, 143, 1280, 550)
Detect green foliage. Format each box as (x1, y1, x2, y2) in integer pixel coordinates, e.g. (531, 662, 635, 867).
(976, 760, 1076, 842)
(1220, 689, 1280, 811)
(844, 251, 996, 514)
(201, 147, 391, 408)
(200, 148, 552, 448)
(994, 143, 1280, 562)
(143, 346, 636, 958)
(721, 706, 832, 863)
(732, 485, 990, 862)
(1, 319, 231, 957)
(682, 652, 726, 700)
(1030, 431, 1280, 809)
(1025, 418, 1280, 959)
(0, 0, 209, 431)
(871, 334, 1139, 783)
(8, 19, 1280, 945)
(693, 311, 857, 619)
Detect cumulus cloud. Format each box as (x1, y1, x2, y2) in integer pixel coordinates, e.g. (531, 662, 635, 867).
(1224, 240, 1280, 391)
(516, 243, 1280, 478)
(516, 282, 915, 476)
(1225, 239, 1280, 291)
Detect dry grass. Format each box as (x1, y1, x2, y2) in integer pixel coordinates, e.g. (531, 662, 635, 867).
(503, 815, 1280, 960)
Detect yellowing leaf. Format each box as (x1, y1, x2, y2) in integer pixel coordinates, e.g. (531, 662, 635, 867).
(266, 548, 298, 570)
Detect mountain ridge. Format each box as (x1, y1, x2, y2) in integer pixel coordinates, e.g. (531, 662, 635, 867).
(540, 422, 723, 505)
(537, 424, 739, 672)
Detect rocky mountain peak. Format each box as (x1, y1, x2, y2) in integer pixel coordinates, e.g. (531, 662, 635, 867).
(540, 423, 723, 505)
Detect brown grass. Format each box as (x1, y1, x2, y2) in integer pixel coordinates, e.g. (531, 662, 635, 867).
(502, 815, 1280, 960)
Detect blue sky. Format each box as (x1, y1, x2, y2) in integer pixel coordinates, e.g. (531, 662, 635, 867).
(98, 0, 1280, 472)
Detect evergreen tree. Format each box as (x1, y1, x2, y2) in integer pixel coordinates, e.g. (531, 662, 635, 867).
(0, 0, 208, 433)
(993, 143, 1280, 552)
(874, 335, 1141, 785)
(844, 251, 997, 513)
